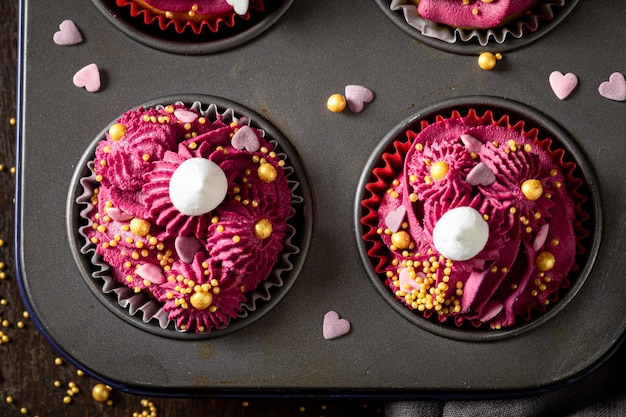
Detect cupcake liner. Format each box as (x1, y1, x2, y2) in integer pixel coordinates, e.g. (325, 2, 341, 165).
(360, 106, 591, 332)
(76, 100, 305, 337)
(389, 0, 565, 46)
(114, 0, 265, 35)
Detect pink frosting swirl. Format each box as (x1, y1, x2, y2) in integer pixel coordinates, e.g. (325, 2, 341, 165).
(417, 0, 538, 29)
(470, 126, 555, 244)
(141, 0, 236, 14)
(93, 109, 179, 217)
(150, 255, 247, 332)
(207, 153, 292, 289)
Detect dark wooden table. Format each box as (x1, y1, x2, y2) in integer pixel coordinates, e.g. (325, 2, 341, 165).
(0, 2, 385, 416)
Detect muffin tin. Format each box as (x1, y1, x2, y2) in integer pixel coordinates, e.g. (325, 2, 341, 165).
(16, 0, 626, 398)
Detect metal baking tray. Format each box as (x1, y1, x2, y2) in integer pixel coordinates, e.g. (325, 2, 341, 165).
(16, 0, 626, 398)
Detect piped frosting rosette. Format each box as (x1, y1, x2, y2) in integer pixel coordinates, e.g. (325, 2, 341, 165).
(389, 0, 565, 46)
(361, 108, 589, 329)
(114, 0, 265, 35)
(77, 101, 302, 334)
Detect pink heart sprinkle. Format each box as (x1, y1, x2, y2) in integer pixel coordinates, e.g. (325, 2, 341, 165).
(175, 236, 202, 264)
(323, 311, 351, 340)
(231, 126, 260, 152)
(460, 134, 483, 153)
(533, 223, 550, 251)
(173, 108, 198, 123)
(466, 162, 495, 186)
(345, 85, 374, 113)
(478, 299, 503, 322)
(599, 72, 626, 101)
(399, 268, 421, 292)
(53, 19, 83, 46)
(135, 263, 164, 285)
(106, 207, 133, 222)
(549, 71, 578, 100)
(73, 63, 101, 93)
(384, 205, 406, 233)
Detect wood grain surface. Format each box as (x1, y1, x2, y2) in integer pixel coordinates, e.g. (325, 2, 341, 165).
(0, 1, 384, 415)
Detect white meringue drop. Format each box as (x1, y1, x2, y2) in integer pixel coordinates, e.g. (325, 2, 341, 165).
(169, 158, 228, 216)
(432, 206, 489, 261)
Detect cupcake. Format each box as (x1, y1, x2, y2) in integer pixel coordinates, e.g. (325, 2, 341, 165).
(77, 100, 305, 334)
(359, 106, 589, 330)
(388, 0, 567, 46)
(114, 0, 265, 35)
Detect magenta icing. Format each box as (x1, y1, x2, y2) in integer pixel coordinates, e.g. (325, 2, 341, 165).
(390, 0, 566, 46)
(374, 115, 577, 328)
(417, 0, 538, 29)
(83, 103, 293, 333)
(139, 0, 236, 15)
